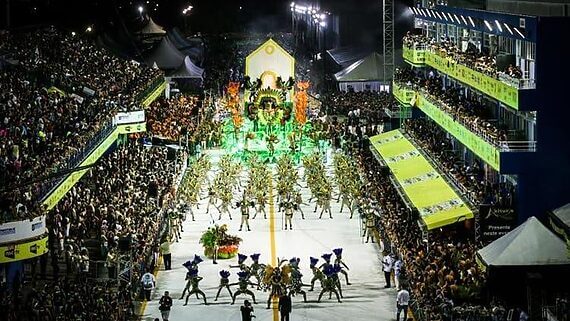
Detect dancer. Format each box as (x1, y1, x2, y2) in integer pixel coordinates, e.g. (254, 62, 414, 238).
(333, 248, 351, 285)
(317, 265, 342, 303)
(308, 257, 324, 291)
(252, 192, 267, 219)
(231, 271, 258, 304)
(215, 270, 233, 301)
(283, 200, 294, 230)
(263, 260, 290, 309)
(288, 257, 307, 302)
(294, 191, 306, 219)
(249, 254, 266, 288)
(364, 211, 377, 243)
(183, 268, 208, 306)
(236, 193, 253, 231)
(180, 255, 204, 299)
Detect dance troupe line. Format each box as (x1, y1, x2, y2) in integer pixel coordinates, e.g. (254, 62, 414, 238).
(173, 151, 382, 306)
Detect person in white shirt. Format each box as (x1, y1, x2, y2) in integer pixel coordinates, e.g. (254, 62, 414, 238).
(381, 251, 394, 288)
(396, 287, 410, 321)
(393, 255, 403, 289)
(141, 270, 156, 301)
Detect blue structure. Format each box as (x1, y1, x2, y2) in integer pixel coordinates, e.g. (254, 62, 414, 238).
(392, 4, 570, 238)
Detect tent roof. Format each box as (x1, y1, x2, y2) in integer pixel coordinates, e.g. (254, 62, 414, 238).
(144, 37, 185, 70)
(478, 216, 570, 266)
(334, 52, 385, 82)
(139, 17, 166, 35)
(169, 56, 204, 79)
(552, 203, 570, 228)
(327, 46, 370, 69)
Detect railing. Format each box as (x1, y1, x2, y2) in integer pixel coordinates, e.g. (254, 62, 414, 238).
(38, 118, 115, 201)
(403, 43, 427, 65)
(500, 141, 537, 152)
(136, 76, 165, 104)
(426, 46, 536, 91)
(499, 73, 535, 90)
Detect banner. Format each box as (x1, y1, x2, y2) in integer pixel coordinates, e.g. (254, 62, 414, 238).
(117, 122, 147, 134)
(425, 51, 519, 110)
(0, 215, 46, 244)
(416, 93, 501, 171)
(0, 235, 49, 263)
(403, 46, 425, 66)
(142, 80, 166, 107)
(479, 205, 516, 244)
(114, 110, 145, 125)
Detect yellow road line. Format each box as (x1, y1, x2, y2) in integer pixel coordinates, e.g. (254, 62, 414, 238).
(268, 175, 279, 321)
(138, 254, 163, 319)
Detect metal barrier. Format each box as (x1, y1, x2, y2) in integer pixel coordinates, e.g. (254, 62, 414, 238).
(37, 118, 115, 201)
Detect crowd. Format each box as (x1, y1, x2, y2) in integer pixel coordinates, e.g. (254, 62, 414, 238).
(394, 67, 510, 146)
(402, 32, 524, 81)
(49, 142, 181, 279)
(322, 90, 392, 125)
(404, 118, 515, 207)
(0, 28, 163, 223)
(0, 279, 135, 321)
(354, 145, 496, 321)
(146, 95, 225, 155)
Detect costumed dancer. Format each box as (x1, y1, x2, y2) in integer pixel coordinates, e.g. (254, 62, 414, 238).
(231, 271, 258, 304)
(283, 199, 294, 230)
(318, 186, 333, 219)
(180, 255, 204, 299)
(236, 193, 254, 231)
(317, 265, 342, 303)
(364, 211, 377, 243)
(183, 268, 208, 306)
(294, 191, 306, 219)
(288, 257, 307, 302)
(252, 192, 267, 219)
(263, 259, 290, 309)
(249, 254, 266, 288)
(230, 254, 251, 277)
(216, 191, 233, 221)
(204, 187, 218, 214)
(308, 257, 324, 291)
(333, 248, 351, 285)
(214, 270, 233, 301)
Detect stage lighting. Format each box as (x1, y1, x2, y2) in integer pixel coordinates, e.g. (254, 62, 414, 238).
(138, 6, 143, 14)
(495, 20, 503, 32)
(504, 23, 513, 35)
(468, 16, 475, 27)
(290, 2, 295, 7)
(514, 27, 525, 38)
(320, 13, 326, 20)
(319, 21, 326, 27)
(461, 15, 467, 25)
(484, 20, 493, 32)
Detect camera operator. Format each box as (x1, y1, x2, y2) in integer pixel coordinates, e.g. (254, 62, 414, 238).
(240, 299, 255, 321)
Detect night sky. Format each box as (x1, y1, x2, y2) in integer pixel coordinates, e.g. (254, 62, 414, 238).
(3, 0, 413, 48)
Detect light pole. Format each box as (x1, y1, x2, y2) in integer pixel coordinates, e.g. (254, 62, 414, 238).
(182, 5, 193, 34)
(138, 5, 144, 19)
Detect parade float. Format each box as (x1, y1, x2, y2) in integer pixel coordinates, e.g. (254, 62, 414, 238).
(219, 39, 324, 163)
(199, 224, 242, 259)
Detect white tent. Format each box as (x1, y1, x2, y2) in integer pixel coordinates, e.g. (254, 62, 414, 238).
(138, 16, 166, 36)
(334, 52, 388, 92)
(478, 216, 570, 266)
(169, 56, 204, 79)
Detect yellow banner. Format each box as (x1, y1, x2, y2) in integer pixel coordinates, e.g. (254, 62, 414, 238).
(425, 51, 519, 109)
(1, 235, 49, 263)
(142, 81, 166, 107)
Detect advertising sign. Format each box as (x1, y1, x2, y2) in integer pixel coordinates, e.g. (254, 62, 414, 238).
(0, 215, 46, 244)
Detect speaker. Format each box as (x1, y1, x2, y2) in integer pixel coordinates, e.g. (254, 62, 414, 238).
(167, 148, 176, 161)
(496, 54, 516, 72)
(410, 208, 420, 221)
(118, 237, 132, 252)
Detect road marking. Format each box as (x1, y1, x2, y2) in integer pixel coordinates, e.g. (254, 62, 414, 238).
(268, 174, 279, 321)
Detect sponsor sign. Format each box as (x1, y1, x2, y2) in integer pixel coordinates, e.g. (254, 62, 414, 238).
(0, 215, 47, 244)
(114, 110, 145, 125)
(0, 235, 49, 263)
(480, 205, 516, 243)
